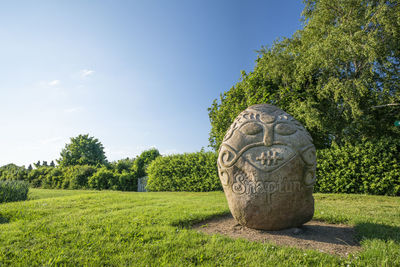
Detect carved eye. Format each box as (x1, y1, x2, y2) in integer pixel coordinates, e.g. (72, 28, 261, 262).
(239, 122, 263, 135)
(275, 123, 296, 135)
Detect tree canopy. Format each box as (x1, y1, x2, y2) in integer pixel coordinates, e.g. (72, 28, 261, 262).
(133, 148, 161, 178)
(57, 134, 107, 167)
(208, 0, 400, 150)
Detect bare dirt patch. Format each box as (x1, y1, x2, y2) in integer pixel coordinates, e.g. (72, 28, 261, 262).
(193, 214, 361, 257)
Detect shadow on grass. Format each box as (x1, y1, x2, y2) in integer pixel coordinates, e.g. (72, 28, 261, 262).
(355, 222, 400, 243)
(171, 211, 231, 229)
(192, 213, 359, 246)
(270, 223, 359, 246)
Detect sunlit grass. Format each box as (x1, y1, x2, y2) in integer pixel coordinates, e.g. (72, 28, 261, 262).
(0, 189, 399, 266)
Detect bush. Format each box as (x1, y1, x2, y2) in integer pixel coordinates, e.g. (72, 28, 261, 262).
(0, 147, 158, 192)
(0, 164, 28, 181)
(88, 167, 115, 190)
(316, 137, 400, 196)
(27, 167, 53, 188)
(133, 148, 161, 178)
(0, 180, 29, 203)
(63, 165, 97, 189)
(115, 172, 137, 191)
(147, 151, 221, 192)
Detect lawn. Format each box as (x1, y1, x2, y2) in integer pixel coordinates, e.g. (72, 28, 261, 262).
(0, 189, 399, 266)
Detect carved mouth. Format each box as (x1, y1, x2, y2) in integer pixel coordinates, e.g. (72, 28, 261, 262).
(243, 145, 296, 172)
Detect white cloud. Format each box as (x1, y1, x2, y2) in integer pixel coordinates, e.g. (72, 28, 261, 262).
(80, 69, 95, 78)
(38, 80, 61, 88)
(48, 80, 60, 86)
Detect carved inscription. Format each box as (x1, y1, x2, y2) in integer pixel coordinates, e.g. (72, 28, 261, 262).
(232, 173, 301, 205)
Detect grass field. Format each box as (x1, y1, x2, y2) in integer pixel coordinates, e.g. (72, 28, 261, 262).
(0, 189, 399, 266)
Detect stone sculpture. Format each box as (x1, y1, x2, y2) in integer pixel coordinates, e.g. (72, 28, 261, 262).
(217, 104, 317, 230)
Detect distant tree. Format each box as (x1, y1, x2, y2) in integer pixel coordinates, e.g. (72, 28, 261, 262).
(113, 158, 135, 173)
(57, 134, 107, 167)
(133, 148, 161, 177)
(27, 164, 33, 172)
(50, 161, 55, 167)
(208, 0, 400, 150)
(34, 161, 41, 168)
(42, 161, 48, 167)
(0, 164, 28, 181)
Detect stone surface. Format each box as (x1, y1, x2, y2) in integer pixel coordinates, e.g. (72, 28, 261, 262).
(217, 104, 317, 230)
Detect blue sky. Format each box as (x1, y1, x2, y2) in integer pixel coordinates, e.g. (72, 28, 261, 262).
(0, 0, 304, 166)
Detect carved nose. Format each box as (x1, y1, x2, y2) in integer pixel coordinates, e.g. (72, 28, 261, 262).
(263, 125, 274, 147)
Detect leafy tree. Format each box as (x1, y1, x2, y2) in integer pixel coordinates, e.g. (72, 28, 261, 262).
(0, 164, 28, 181)
(27, 164, 33, 172)
(33, 161, 41, 168)
(208, 0, 400, 150)
(50, 161, 55, 167)
(27, 167, 52, 187)
(57, 134, 107, 167)
(133, 148, 161, 178)
(112, 158, 135, 174)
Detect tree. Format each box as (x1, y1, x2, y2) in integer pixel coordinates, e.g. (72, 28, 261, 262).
(0, 164, 28, 181)
(33, 161, 41, 168)
(49, 161, 55, 167)
(133, 148, 161, 177)
(57, 134, 107, 167)
(112, 158, 135, 173)
(208, 0, 400, 150)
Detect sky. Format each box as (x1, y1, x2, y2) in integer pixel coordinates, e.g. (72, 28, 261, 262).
(0, 0, 305, 166)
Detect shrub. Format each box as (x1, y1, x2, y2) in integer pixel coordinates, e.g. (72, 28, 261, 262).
(316, 137, 400, 196)
(133, 148, 161, 178)
(63, 165, 97, 189)
(115, 172, 137, 191)
(0, 180, 29, 203)
(41, 168, 64, 189)
(0, 164, 28, 181)
(147, 151, 221, 192)
(27, 167, 53, 188)
(112, 158, 135, 173)
(88, 167, 115, 190)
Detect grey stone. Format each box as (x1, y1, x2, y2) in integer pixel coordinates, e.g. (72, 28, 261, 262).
(217, 104, 316, 230)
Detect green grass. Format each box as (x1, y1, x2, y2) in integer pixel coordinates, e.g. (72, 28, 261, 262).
(0, 189, 399, 266)
(28, 188, 99, 200)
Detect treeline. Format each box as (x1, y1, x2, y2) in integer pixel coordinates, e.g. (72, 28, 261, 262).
(0, 148, 160, 191)
(1, 136, 398, 195)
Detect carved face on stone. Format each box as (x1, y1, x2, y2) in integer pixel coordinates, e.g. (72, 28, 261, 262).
(218, 104, 316, 230)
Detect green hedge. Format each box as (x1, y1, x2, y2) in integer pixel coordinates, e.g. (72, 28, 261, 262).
(316, 137, 400, 196)
(146, 151, 221, 192)
(0, 149, 160, 192)
(0, 180, 29, 203)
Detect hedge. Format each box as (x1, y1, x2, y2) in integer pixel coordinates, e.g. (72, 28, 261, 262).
(0, 180, 29, 203)
(146, 151, 221, 192)
(0, 149, 160, 191)
(315, 137, 400, 196)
